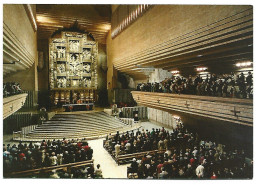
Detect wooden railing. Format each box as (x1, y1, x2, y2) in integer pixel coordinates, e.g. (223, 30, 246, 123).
(4, 159, 94, 178)
(115, 150, 166, 165)
(131, 91, 253, 126)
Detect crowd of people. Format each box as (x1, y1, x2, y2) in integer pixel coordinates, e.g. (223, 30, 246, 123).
(3, 82, 23, 97)
(104, 125, 252, 179)
(3, 138, 95, 177)
(25, 163, 103, 179)
(136, 72, 253, 99)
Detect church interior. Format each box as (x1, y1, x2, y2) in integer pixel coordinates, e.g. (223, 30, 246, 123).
(2, 4, 253, 179)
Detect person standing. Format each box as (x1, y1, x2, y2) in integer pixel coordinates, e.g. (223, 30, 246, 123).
(115, 142, 121, 156)
(196, 164, 205, 178)
(50, 152, 57, 166)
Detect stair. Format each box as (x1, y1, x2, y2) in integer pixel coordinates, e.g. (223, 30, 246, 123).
(21, 111, 139, 141)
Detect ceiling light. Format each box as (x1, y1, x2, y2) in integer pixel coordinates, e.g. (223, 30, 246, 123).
(235, 61, 252, 68)
(173, 115, 180, 119)
(105, 25, 111, 30)
(171, 70, 179, 74)
(36, 15, 57, 24)
(196, 67, 207, 71)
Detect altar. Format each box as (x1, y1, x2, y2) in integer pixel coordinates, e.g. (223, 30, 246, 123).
(49, 30, 98, 107)
(63, 103, 94, 112)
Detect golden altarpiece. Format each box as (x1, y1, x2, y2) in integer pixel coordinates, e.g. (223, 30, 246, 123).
(49, 31, 98, 106)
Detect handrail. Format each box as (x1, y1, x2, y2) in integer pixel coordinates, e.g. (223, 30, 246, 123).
(113, 149, 166, 165)
(131, 91, 253, 126)
(116, 149, 166, 159)
(132, 91, 253, 105)
(4, 159, 94, 177)
(3, 93, 28, 119)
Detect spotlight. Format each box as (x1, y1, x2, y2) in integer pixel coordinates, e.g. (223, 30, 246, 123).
(171, 70, 179, 74)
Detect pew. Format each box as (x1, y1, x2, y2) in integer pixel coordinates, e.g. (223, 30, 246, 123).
(106, 149, 166, 165)
(4, 159, 94, 178)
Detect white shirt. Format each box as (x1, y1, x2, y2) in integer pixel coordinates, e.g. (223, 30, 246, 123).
(192, 149, 198, 157)
(196, 165, 204, 178)
(50, 173, 60, 178)
(95, 169, 102, 178)
(115, 144, 120, 154)
(50, 156, 57, 166)
(125, 143, 131, 151)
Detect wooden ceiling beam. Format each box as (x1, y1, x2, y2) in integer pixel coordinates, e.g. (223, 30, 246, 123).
(113, 8, 252, 65)
(36, 4, 111, 44)
(116, 35, 252, 72)
(158, 46, 253, 69)
(166, 52, 253, 72)
(115, 26, 253, 70)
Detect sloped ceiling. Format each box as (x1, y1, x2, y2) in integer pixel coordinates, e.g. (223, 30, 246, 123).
(36, 4, 111, 44)
(112, 6, 253, 79)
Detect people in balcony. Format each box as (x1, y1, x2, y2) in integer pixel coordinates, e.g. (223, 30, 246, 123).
(136, 72, 253, 99)
(3, 82, 22, 97)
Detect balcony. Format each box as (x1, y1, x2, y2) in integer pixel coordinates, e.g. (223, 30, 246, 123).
(3, 93, 28, 119)
(131, 91, 253, 126)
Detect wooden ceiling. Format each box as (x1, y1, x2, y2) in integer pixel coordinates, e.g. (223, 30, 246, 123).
(113, 7, 253, 79)
(36, 4, 111, 44)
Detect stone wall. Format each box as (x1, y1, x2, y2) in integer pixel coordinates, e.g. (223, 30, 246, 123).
(149, 68, 172, 83)
(148, 107, 178, 129)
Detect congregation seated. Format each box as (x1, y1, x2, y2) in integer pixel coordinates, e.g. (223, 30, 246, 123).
(136, 71, 253, 99)
(121, 127, 253, 179)
(3, 138, 93, 174)
(3, 82, 23, 97)
(127, 146, 252, 179)
(10, 163, 101, 179)
(38, 163, 102, 179)
(104, 124, 252, 179)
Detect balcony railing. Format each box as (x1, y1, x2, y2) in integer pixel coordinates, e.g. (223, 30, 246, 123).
(131, 91, 253, 126)
(3, 93, 28, 119)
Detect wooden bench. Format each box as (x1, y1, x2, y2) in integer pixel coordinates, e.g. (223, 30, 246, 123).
(114, 149, 166, 165)
(4, 159, 94, 178)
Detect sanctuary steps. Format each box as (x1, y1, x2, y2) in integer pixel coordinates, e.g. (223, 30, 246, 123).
(20, 111, 140, 141)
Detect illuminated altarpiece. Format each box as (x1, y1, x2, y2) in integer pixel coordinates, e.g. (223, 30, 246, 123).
(49, 31, 98, 105)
